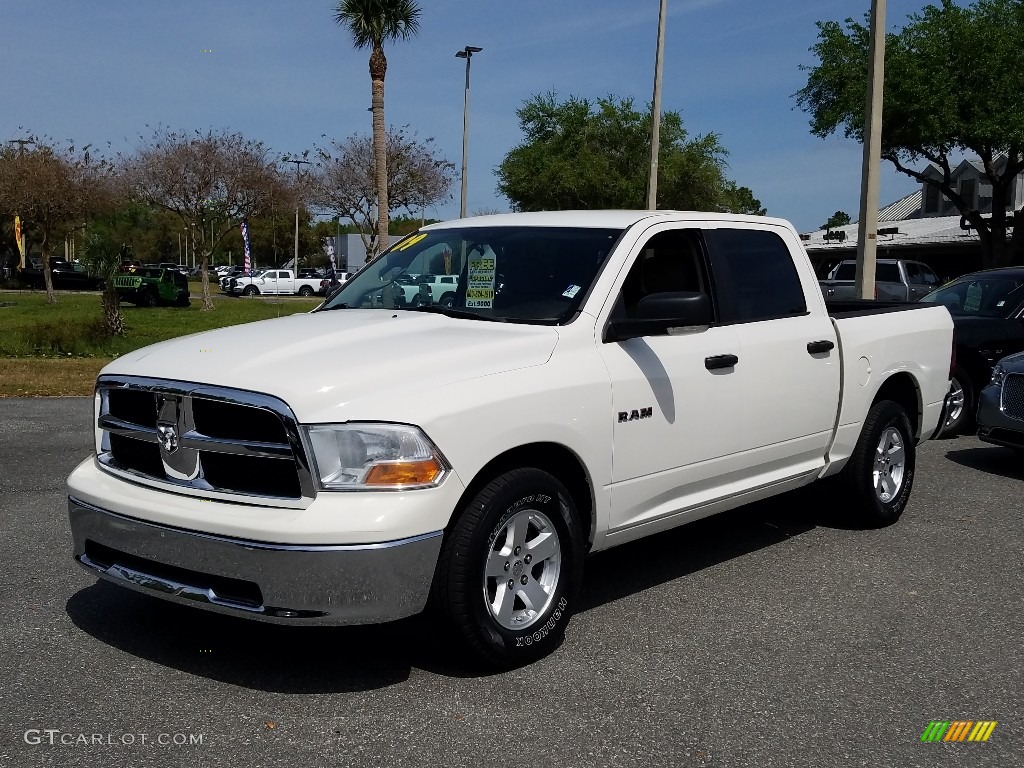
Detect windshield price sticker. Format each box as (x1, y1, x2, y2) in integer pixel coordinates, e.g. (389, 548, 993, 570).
(467, 253, 496, 308)
(964, 282, 983, 312)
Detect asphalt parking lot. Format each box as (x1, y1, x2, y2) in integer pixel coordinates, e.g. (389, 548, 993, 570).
(0, 397, 1020, 768)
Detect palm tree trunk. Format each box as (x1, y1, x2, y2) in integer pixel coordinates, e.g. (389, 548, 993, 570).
(370, 45, 389, 255)
(200, 249, 213, 311)
(102, 285, 124, 336)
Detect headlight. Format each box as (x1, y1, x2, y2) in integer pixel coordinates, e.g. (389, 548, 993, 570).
(990, 364, 1006, 387)
(305, 423, 449, 490)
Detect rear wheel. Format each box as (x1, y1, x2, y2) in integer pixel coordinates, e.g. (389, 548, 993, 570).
(938, 367, 972, 437)
(432, 468, 584, 668)
(174, 289, 190, 307)
(840, 399, 916, 527)
(439, 292, 456, 308)
(298, 285, 314, 297)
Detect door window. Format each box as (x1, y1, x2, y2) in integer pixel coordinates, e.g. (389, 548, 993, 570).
(704, 229, 806, 323)
(613, 229, 712, 320)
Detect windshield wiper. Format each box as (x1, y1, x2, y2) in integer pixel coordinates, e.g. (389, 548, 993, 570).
(404, 305, 506, 322)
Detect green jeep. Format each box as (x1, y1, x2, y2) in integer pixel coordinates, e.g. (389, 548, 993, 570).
(114, 267, 190, 307)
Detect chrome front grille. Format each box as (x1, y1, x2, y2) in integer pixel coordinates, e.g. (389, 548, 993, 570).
(96, 376, 315, 506)
(1002, 373, 1024, 422)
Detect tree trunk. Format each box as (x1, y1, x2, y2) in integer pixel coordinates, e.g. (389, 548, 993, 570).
(370, 45, 389, 256)
(200, 249, 213, 311)
(101, 286, 124, 336)
(41, 231, 57, 305)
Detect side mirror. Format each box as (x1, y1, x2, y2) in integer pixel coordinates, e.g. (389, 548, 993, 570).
(604, 292, 713, 343)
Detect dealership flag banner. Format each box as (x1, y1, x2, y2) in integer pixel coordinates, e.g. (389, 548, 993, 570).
(14, 215, 25, 269)
(240, 220, 252, 276)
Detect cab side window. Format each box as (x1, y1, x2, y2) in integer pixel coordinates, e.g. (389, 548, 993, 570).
(705, 228, 806, 323)
(615, 229, 711, 320)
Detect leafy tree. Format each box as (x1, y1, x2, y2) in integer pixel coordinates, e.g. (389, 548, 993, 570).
(821, 211, 852, 230)
(0, 135, 116, 304)
(796, 0, 1024, 266)
(125, 128, 288, 310)
(312, 126, 454, 256)
(334, 0, 422, 254)
(496, 93, 764, 214)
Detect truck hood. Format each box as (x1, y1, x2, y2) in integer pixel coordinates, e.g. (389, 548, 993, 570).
(101, 309, 559, 422)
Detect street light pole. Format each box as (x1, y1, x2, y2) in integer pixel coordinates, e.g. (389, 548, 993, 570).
(646, 0, 667, 210)
(456, 46, 483, 219)
(856, 0, 887, 300)
(285, 157, 311, 275)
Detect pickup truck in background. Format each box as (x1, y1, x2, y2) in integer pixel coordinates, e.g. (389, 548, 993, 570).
(229, 269, 321, 297)
(68, 211, 954, 669)
(819, 259, 941, 302)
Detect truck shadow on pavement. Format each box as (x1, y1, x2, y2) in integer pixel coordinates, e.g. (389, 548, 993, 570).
(64, 483, 859, 691)
(942, 443, 1024, 479)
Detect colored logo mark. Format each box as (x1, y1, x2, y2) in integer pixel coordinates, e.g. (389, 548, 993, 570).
(920, 721, 997, 742)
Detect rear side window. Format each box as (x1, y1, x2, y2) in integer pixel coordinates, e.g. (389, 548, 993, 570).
(705, 228, 806, 323)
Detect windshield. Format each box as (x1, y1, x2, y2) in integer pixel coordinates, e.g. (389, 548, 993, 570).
(319, 225, 623, 324)
(921, 274, 1024, 318)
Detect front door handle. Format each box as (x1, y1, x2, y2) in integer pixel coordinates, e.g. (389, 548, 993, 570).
(807, 340, 835, 354)
(705, 354, 738, 370)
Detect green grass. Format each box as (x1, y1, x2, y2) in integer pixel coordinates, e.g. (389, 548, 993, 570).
(0, 290, 321, 358)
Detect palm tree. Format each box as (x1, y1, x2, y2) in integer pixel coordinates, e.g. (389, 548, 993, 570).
(334, 0, 421, 256)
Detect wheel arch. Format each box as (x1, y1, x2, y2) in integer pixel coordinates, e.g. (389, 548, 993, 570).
(449, 442, 596, 550)
(872, 372, 922, 439)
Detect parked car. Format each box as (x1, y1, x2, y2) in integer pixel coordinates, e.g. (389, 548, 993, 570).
(920, 267, 1024, 435)
(18, 259, 104, 291)
(976, 350, 1024, 454)
(229, 269, 321, 297)
(820, 259, 941, 302)
(113, 266, 190, 307)
(219, 266, 250, 292)
(397, 273, 460, 306)
(69, 210, 954, 668)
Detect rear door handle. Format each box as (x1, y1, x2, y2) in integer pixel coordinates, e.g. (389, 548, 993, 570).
(807, 340, 835, 354)
(705, 354, 738, 370)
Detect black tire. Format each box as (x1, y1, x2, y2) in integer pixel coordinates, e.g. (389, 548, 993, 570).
(938, 366, 973, 437)
(138, 289, 157, 308)
(174, 290, 190, 307)
(439, 292, 455, 308)
(840, 399, 916, 527)
(242, 285, 258, 297)
(432, 468, 584, 668)
(298, 285, 314, 297)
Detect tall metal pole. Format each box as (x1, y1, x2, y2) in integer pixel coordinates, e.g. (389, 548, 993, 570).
(646, 0, 668, 210)
(285, 157, 310, 275)
(856, 0, 887, 300)
(456, 46, 482, 219)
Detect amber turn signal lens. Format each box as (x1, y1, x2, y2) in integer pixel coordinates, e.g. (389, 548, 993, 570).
(363, 458, 443, 487)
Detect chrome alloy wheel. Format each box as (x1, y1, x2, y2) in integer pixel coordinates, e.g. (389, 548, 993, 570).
(873, 426, 906, 503)
(945, 378, 965, 425)
(483, 508, 562, 631)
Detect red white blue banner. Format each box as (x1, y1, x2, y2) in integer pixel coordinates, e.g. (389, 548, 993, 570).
(240, 220, 252, 275)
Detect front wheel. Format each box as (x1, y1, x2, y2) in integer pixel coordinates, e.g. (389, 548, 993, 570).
(432, 468, 584, 668)
(242, 285, 258, 297)
(840, 399, 916, 527)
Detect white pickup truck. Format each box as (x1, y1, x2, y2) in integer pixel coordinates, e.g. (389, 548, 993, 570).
(229, 269, 320, 297)
(68, 211, 954, 667)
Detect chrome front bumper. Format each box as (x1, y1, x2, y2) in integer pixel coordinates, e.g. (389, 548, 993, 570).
(69, 497, 443, 625)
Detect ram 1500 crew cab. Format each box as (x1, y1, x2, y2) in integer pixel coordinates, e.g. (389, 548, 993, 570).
(68, 211, 954, 667)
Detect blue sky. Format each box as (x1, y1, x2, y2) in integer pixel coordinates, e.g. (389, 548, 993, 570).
(4, 0, 945, 232)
